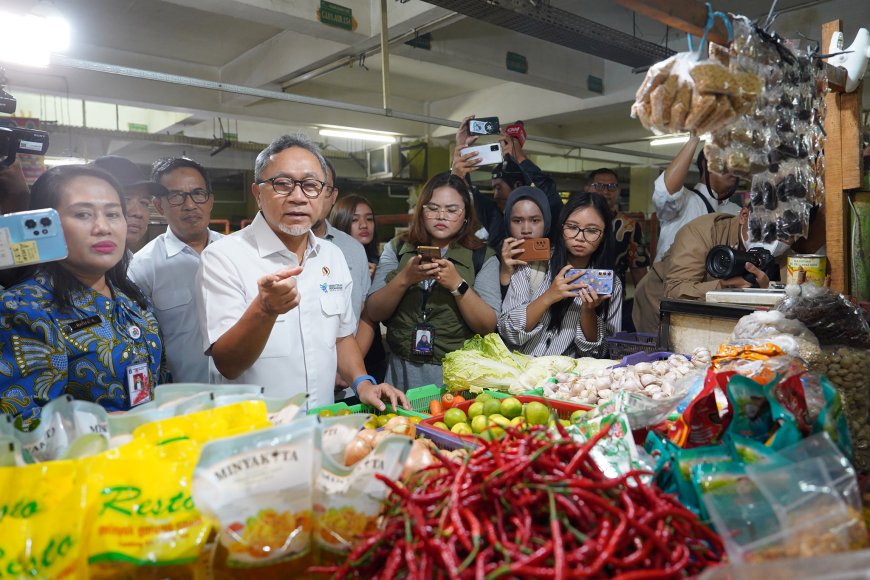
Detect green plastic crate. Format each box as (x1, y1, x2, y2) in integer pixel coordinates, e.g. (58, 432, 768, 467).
(307, 401, 427, 419)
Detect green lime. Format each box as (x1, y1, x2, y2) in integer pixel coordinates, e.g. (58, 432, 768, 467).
(481, 426, 505, 441)
(488, 413, 510, 428)
(509, 416, 524, 427)
(499, 397, 523, 419)
(451, 422, 473, 435)
(376, 414, 394, 427)
(364, 420, 378, 430)
(475, 393, 494, 404)
(524, 401, 550, 426)
(443, 408, 468, 430)
(482, 399, 502, 417)
(570, 409, 588, 424)
(319, 409, 335, 417)
(433, 421, 449, 431)
(471, 414, 489, 434)
(467, 402, 485, 419)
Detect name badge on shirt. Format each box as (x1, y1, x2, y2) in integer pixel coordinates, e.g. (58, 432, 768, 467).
(64, 315, 102, 334)
(126, 362, 152, 407)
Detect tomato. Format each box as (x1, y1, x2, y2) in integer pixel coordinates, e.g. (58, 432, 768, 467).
(452, 394, 466, 406)
(429, 400, 443, 415)
(441, 393, 455, 409)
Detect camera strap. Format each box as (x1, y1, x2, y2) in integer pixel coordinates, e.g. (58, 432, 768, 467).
(689, 187, 716, 214)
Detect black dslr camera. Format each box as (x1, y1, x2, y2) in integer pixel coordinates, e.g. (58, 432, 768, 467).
(705, 245, 775, 287)
(0, 68, 50, 168)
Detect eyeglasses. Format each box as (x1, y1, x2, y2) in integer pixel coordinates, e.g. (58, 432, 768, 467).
(163, 189, 211, 206)
(563, 224, 604, 242)
(589, 182, 619, 192)
(422, 203, 464, 221)
(257, 176, 327, 199)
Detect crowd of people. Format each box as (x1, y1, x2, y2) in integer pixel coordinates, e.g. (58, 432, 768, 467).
(0, 115, 811, 429)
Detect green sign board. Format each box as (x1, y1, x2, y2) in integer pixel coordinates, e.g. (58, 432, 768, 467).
(587, 75, 604, 94)
(506, 51, 528, 74)
(405, 32, 432, 50)
(127, 122, 148, 133)
(320, 1, 353, 31)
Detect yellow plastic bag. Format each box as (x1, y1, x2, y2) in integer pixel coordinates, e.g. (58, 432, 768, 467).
(85, 437, 210, 579)
(132, 400, 270, 446)
(0, 460, 87, 579)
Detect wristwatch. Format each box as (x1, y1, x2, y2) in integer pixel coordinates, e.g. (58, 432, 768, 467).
(451, 280, 469, 296)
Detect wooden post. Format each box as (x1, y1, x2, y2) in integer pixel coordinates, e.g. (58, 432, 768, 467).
(821, 20, 862, 294)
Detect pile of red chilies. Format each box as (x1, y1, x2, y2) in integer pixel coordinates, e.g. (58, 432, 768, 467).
(314, 423, 724, 579)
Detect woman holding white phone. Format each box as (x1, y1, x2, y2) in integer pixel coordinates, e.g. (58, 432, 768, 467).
(498, 192, 622, 358)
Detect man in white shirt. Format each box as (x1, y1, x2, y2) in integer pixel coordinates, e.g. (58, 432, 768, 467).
(652, 136, 741, 261)
(197, 133, 408, 411)
(312, 158, 370, 321)
(129, 157, 222, 383)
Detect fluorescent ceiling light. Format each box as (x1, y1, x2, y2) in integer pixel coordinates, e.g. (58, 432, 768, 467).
(650, 134, 692, 147)
(43, 156, 88, 167)
(319, 128, 397, 143)
(0, 6, 70, 68)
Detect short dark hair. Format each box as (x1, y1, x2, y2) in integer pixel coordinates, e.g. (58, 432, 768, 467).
(27, 164, 148, 311)
(587, 168, 618, 182)
(254, 133, 327, 182)
(151, 157, 211, 192)
(323, 157, 337, 184)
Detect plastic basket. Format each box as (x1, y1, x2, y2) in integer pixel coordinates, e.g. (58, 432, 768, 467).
(606, 332, 659, 359)
(307, 401, 427, 419)
(420, 395, 593, 442)
(412, 386, 513, 415)
(416, 424, 478, 451)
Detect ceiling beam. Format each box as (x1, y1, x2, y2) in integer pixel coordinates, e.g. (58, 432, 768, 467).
(613, 0, 730, 45)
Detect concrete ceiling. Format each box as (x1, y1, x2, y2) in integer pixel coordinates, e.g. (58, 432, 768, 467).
(1, 0, 868, 169)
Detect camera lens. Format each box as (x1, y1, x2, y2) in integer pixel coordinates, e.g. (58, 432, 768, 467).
(490, 145, 498, 151)
(24, 219, 36, 229)
(40, 217, 52, 227)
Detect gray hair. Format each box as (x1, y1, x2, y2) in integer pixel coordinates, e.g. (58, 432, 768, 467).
(254, 133, 328, 182)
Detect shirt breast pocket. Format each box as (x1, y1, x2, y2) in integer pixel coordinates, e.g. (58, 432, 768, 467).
(153, 288, 192, 312)
(260, 316, 292, 358)
(320, 294, 344, 317)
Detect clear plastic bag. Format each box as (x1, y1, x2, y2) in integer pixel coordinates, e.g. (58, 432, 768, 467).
(776, 285, 870, 348)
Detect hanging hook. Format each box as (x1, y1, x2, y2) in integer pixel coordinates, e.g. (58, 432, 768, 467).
(687, 2, 734, 55)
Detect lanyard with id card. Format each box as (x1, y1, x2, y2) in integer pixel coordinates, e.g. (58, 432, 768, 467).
(121, 315, 153, 407)
(411, 279, 436, 357)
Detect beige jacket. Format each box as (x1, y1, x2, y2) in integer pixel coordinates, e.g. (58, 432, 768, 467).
(633, 213, 741, 333)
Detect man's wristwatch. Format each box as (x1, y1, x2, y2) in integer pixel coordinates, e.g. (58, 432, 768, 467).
(451, 280, 469, 296)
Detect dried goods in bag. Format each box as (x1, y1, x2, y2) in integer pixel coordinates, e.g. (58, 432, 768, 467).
(191, 416, 320, 578)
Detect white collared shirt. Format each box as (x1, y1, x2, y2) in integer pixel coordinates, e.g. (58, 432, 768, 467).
(652, 173, 742, 262)
(196, 212, 355, 408)
(129, 226, 224, 383)
(323, 221, 370, 321)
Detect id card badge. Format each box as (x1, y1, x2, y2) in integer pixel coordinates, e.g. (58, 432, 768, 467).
(412, 323, 435, 357)
(126, 362, 152, 407)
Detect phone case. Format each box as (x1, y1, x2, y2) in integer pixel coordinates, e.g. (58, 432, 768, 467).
(468, 117, 500, 135)
(0, 209, 68, 270)
(518, 238, 550, 262)
(417, 246, 440, 261)
(460, 142, 503, 166)
(564, 269, 614, 295)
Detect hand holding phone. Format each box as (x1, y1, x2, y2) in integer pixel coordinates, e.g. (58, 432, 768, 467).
(459, 142, 503, 166)
(417, 246, 440, 262)
(468, 117, 501, 136)
(564, 269, 614, 295)
(517, 238, 550, 262)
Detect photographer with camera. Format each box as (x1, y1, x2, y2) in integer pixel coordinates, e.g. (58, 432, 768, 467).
(633, 208, 792, 333)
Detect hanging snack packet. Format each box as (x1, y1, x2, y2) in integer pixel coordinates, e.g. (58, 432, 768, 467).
(316, 427, 411, 564)
(192, 416, 320, 578)
(669, 367, 731, 448)
(0, 459, 87, 579)
(14, 395, 109, 462)
(85, 436, 210, 579)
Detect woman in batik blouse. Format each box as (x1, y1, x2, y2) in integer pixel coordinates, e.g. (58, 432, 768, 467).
(0, 164, 166, 430)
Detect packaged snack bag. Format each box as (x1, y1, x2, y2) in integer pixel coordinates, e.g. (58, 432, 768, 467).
(672, 445, 732, 516)
(85, 437, 211, 579)
(14, 395, 109, 462)
(726, 375, 774, 442)
(669, 367, 731, 448)
(315, 416, 411, 564)
(192, 416, 320, 578)
(0, 459, 87, 578)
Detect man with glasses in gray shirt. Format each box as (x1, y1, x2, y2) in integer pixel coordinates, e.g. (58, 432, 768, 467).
(129, 157, 223, 383)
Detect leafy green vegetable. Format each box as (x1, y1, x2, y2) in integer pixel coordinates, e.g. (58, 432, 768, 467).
(443, 334, 526, 393)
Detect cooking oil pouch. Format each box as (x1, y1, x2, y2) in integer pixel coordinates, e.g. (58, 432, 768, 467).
(0, 459, 87, 579)
(14, 395, 109, 462)
(85, 436, 210, 578)
(191, 416, 320, 576)
(812, 375, 853, 459)
(153, 383, 264, 406)
(0, 438, 31, 467)
(320, 414, 370, 463)
(210, 393, 308, 426)
(672, 445, 732, 516)
(132, 400, 270, 446)
(315, 433, 411, 559)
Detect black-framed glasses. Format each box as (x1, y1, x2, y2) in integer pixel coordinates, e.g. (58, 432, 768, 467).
(422, 203, 464, 221)
(563, 224, 604, 242)
(589, 182, 619, 192)
(257, 176, 327, 199)
(164, 189, 211, 206)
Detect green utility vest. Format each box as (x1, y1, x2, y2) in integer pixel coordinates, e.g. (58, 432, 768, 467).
(385, 239, 493, 364)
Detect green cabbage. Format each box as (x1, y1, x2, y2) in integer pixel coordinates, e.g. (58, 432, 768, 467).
(442, 334, 526, 393)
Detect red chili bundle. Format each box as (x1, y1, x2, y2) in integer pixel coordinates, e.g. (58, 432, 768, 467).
(310, 424, 724, 579)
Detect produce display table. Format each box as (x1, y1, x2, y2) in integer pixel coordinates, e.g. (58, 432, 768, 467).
(658, 298, 761, 354)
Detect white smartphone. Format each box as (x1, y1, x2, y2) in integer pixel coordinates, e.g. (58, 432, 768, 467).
(460, 142, 503, 166)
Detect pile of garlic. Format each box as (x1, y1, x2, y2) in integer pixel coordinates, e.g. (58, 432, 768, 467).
(542, 347, 712, 406)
